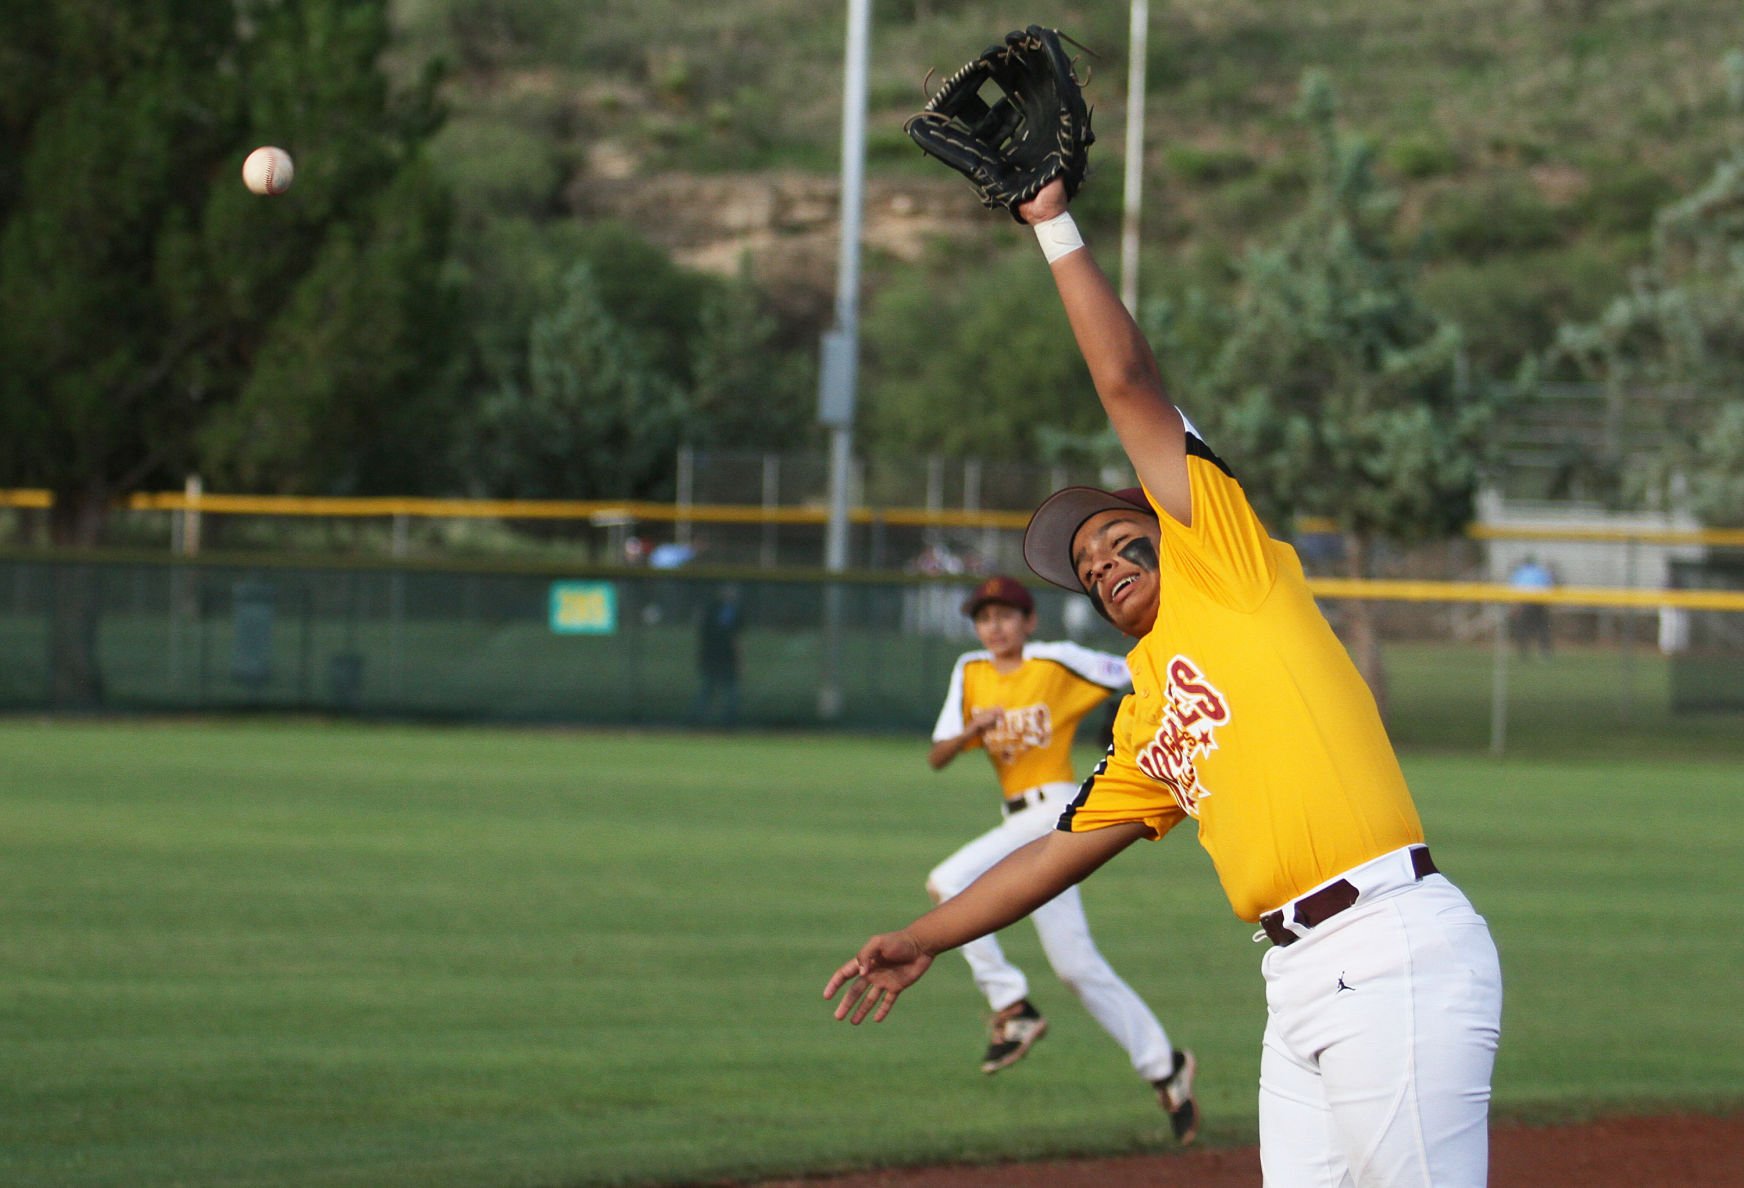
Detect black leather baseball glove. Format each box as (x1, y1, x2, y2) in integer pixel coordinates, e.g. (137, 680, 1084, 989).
(903, 25, 1095, 222)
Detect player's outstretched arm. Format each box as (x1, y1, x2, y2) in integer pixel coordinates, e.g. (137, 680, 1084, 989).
(823, 823, 1146, 1023)
(1018, 181, 1190, 526)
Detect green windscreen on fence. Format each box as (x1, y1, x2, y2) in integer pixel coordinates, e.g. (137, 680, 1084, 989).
(3, 553, 1738, 754)
(1667, 558, 1744, 712)
(0, 555, 1128, 731)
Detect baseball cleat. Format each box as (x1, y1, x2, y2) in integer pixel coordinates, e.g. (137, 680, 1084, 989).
(980, 999, 1048, 1074)
(1153, 1048, 1200, 1145)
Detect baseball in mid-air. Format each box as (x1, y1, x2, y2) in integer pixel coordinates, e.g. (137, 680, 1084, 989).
(242, 146, 295, 196)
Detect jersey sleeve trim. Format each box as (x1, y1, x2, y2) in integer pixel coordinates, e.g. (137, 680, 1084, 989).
(1024, 640, 1131, 692)
(931, 651, 986, 742)
(1056, 739, 1186, 841)
(1185, 425, 1234, 479)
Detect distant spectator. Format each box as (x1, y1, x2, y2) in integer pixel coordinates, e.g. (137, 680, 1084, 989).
(1292, 525, 1345, 575)
(1507, 554, 1555, 658)
(690, 584, 744, 727)
(909, 542, 965, 576)
(650, 540, 696, 570)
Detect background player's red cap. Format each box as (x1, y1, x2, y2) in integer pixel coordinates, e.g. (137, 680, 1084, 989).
(960, 575, 1035, 617)
(1022, 486, 1156, 592)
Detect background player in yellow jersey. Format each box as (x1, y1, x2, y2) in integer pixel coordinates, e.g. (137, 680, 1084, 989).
(825, 177, 1504, 1188)
(927, 574, 1197, 1142)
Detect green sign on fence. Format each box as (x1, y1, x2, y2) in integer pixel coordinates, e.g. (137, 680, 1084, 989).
(549, 581, 617, 635)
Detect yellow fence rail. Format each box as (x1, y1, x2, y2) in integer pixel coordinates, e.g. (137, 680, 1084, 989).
(7, 489, 1744, 614)
(8, 487, 1744, 543)
(0, 489, 1034, 529)
(1303, 578, 1744, 613)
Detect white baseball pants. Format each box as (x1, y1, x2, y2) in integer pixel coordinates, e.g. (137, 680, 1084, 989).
(1257, 855, 1503, 1188)
(926, 782, 1178, 1084)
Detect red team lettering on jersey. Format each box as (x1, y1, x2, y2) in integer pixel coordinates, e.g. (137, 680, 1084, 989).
(1135, 655, 1229, 817)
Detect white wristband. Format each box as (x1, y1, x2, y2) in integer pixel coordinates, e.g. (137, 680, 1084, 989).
(1033, 212, 1084, 264)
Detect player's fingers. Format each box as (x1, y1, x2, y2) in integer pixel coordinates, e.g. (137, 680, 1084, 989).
(870, 986, 901, 1022)
(822, 958, 861, 1000)
(848, 983, 889, 1025)
(833, 975, 871, 1022)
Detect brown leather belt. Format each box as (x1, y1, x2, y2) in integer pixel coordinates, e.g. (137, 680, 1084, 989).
(1260, 846, 1438, 947)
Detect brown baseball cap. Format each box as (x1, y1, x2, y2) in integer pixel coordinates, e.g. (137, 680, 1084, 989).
(1022, 486, 1157, 592)
(960, 575, 1036, 617)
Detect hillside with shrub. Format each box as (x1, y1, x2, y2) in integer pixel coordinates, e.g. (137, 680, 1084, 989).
(400, 0, 1744, 384)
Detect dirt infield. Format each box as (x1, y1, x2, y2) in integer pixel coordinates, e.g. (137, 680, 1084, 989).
(752, 1111, 1744, 1187)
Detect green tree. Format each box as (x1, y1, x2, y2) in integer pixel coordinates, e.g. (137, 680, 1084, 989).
(453, 220, 815, 495)
(0, 0, 453, 704)
(468, 263, 690, 500)
(1549, 52, 1744, 527)
(0, 0, 453, 532)
(860, 251, 1106, 461)
(199, 163, 461, 495)
(1177, 72, 1510, 710)
(688, 266, 817, 451)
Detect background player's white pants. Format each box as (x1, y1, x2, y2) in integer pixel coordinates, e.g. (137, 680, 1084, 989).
(1258, 865, 1503, 1188)
(926, 782, 1176, 1084)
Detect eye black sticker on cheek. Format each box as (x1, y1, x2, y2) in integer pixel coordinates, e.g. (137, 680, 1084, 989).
(1119, 537, 1158, 572)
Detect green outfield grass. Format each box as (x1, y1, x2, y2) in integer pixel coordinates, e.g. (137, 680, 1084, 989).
(2, 720, 1740, 1187)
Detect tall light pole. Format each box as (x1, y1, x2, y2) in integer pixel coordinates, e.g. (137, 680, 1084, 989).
(816, 0, 870, 719)
(1119, 0, 1150, 315)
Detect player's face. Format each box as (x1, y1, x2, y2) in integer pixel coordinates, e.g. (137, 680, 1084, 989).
(971, 603, 1034, 659)
(1072, 510, 1162, 638)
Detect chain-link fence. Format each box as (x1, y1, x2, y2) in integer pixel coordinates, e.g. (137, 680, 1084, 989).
(0, 554, 1121, 731)
(5, 553, 1741, 753)
(1666, 556, 1744, 712)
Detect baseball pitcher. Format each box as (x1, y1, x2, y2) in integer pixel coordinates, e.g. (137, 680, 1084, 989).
(826, 28, 1502, 1188)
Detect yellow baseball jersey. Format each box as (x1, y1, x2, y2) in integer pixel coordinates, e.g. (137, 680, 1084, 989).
(1058, 441, 1424, 921)
(933, 641, 1129, 799)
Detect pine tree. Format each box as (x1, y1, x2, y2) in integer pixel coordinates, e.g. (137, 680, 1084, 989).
(1182, 72, 1511, 710)
(1550, 51, 1744, 528)
(0, 0, 454, 537)
(0, 0, 454, 705)
(471, 263, 688, 500)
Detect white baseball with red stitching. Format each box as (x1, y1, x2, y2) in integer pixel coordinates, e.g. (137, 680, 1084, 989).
(242, 146, 295, 196)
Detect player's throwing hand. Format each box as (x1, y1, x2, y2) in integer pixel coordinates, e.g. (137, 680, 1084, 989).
(823, 931, 935, 1024)
(964, 706, 1005, 738)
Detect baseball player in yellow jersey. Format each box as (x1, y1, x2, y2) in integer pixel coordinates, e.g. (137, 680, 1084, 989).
(825, 178, 1503, 1188)
(926, 574, 1198, 1142)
